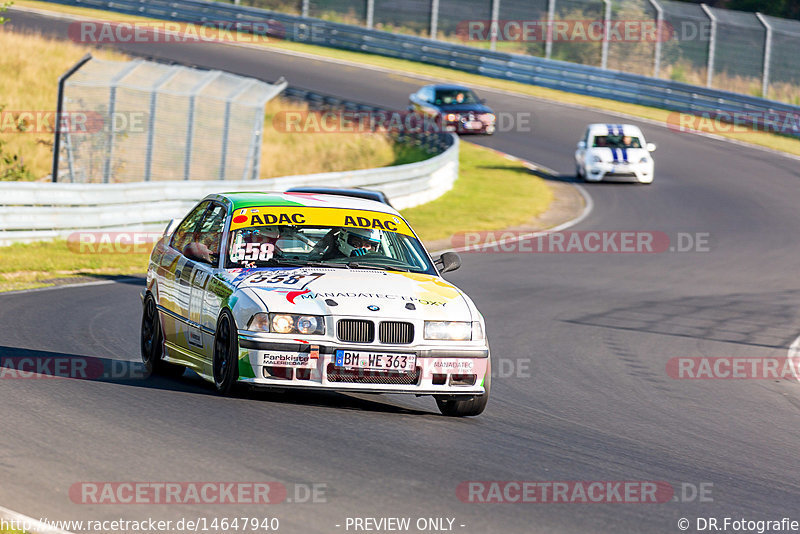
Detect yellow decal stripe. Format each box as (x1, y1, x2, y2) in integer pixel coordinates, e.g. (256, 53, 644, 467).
(229, 207, 414, 236)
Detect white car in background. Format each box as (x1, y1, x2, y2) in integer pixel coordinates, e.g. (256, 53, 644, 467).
(575, 124, 656, 184)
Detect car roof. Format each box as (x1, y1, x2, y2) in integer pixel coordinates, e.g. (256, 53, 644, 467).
(284, 186, 393, 207)
(586, 123, 644, 136)
(426, 84, 474, 92)
(207, 191, 402, 216)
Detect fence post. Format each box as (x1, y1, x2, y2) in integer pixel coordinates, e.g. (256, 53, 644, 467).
(430, 0, 439, 39)
(601, 0, 611, 69)
(700, 3, 716, 87)
(366, 0, 374, 29)
(102, 61, 140, 184)
(648, 0, 663, 78)
(545, 0, 555, 59)
(489, 0, 500, 51)
(52, 53, 92, 183)
(301, 0, 309, 18)
(755, 12, 772, 99)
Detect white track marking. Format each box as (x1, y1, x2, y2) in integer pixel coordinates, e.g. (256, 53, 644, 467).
(0, 505, 74, 534)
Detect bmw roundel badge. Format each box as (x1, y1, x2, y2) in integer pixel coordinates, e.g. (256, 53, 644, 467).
(367, 305, 380, 311)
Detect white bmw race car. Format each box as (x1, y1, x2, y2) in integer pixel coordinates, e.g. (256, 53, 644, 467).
(575, 124, 656, 184)
(141, 191, 491, 417)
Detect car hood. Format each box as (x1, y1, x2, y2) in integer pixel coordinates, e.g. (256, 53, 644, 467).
(436, 103, 493, 114)
(231, 267, 473, 320)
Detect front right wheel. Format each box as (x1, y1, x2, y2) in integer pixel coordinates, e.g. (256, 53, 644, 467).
(213, 310, 240, 395)
(435, 361, 491, 417)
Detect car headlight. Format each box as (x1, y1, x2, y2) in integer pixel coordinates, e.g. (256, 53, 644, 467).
(481, 113, 496, 123)
(592, 155, 603, 163)
(446, 113, 458, 122)
(424, 321, 472, 341)
(639, 156, 649, 164)
(248, 313, 325, 335)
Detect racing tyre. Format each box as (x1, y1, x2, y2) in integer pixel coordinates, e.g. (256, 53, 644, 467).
(141, 294, 185, 378)
(213, 310, 240, 395)
(575, 164, 585, 181)
(435, 361, 491, 417)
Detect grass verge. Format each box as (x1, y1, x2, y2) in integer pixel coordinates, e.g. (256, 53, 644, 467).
(11, 0, 800, 158)
(0, 142, 552, 292)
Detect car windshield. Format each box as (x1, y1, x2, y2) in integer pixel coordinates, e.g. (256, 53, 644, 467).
(434, 89, 479, 105)
(225, 210, 436, 274)
(592, 135, 642, 149)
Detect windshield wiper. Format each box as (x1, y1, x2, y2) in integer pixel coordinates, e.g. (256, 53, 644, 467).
(265, 258, 349, 269)
(343, 262, 410, 272)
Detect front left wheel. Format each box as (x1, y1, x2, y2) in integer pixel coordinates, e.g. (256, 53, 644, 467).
(141, 293, 185, 378)
(435, 361, 491, 417)
(213, 310, 240, 395)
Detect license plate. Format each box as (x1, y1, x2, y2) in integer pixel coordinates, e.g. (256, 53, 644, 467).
(464, 120, 482, 130)
(334, 350, 416, 372)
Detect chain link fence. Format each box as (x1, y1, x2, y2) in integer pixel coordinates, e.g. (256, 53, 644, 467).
(55, 57, 286, 183)
(227, 0, 800, 103)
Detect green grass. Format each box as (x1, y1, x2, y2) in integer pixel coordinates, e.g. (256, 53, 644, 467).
(14, 0, 800, 158)
(402, 142, 552, 242)
(0, 142, 552, 291)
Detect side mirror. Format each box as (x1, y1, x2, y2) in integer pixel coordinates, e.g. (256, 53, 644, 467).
(437, 251, 462, 273)
(184, 242, 213, 265)
(577, 141, 586, 149)
(163, 218, 180, 237)
(646, 142, 656, 152)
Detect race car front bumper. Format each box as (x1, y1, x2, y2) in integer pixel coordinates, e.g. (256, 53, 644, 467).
(236, 333, 490, 396)
(585, 162, 653, 183)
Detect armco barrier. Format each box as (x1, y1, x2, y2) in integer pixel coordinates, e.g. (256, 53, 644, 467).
(0, 133, 458, 246)
(35, 0, 800, 134)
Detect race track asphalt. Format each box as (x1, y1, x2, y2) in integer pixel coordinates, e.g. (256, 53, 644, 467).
(2, 8, 800, 534)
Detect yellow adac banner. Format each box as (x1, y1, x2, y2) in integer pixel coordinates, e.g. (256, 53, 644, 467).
(229, 206, 415, 237)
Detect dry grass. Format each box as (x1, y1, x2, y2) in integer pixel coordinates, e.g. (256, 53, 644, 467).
(0, 29, 128, 179)
(0, 26, 421, 180)
(261, 98, 420, 176)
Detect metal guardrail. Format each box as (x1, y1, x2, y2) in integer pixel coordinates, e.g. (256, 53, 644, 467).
(40, 0, 800, 134)
(0, 133, 458, 245)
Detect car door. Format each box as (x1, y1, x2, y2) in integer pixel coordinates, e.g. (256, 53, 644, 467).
(161, 201, 210, 354)
(187, 202, 227, 370)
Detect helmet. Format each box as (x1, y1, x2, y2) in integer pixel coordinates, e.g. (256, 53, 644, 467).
(337, 227, 383, 257)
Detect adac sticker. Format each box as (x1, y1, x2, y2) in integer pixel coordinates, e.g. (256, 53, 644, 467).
(229, 206, 414, 236)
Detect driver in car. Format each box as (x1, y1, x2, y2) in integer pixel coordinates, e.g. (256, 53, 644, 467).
(337, 227, 383, 257)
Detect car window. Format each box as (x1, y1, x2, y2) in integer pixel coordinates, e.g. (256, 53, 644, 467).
(171, 201, 210, 253)
(593, 135, 641, 148)
(434, 89, 479, 105)
(196, 203, 227, 263)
